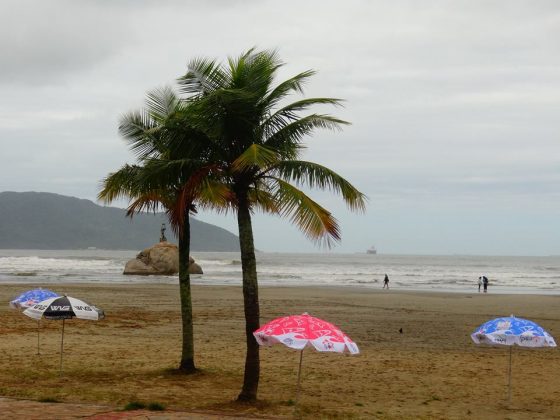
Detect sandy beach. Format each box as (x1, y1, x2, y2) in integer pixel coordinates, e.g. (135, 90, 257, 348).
(1, 283, 559, 419)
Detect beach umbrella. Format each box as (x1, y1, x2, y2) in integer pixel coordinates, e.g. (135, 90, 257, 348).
(254, 312, 359, 406)
(471, 315, 556, 403)
(9, 288, 60, 355)
(23, 295, 105, 375)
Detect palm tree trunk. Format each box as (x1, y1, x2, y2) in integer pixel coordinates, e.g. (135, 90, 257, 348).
(178, 214, 196, 373)
(236, 194, 260, 401)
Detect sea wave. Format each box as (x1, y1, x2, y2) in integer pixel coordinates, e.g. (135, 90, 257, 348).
(1, 251, 559, 294)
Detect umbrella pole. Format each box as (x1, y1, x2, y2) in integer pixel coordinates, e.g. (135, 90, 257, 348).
(295, 349, 304, 407)
(59, 319, 65, 376)
(507, 345, 512, 405)
(37, 320, 40, 355)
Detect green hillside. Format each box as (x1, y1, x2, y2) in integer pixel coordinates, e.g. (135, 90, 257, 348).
(0, 191, 239, 251)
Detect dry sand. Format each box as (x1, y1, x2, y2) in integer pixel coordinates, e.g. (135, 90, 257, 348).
(0, 283, 559, 419)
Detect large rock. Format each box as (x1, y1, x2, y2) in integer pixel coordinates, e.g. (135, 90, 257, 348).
(123, 242, 203, 275)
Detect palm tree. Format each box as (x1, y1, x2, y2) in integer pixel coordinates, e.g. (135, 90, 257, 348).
(99, 87, 228, 373)
(178, 49, 367, 400)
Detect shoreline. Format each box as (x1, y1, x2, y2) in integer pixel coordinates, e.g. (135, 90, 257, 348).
(1, 279, 559, 296)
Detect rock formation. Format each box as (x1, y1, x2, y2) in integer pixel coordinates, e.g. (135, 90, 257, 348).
(123, 242, 203, 275)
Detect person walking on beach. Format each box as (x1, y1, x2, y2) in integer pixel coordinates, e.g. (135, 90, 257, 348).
(478, 276, 482, 293)
(383, 274, 390, 289)
(482, 275, 489, 293)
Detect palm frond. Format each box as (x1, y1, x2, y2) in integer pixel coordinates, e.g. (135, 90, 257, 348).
(145, 86, 180, 122)
(178, 57, 228, 95)
(274, 161, 367, 212)
(140, 157, 208, 186)
(196, 179, 235, 213)
(228, 48, 281, 96)
(231, 144, 280, 172)
(248, 187, 281, 215)
(126, 192, 171, 217)
(118, 111, 166, 159)
(266, 98, 345, 124)
(271, 178, 340, 248)
(274, 160, 367, 212)
(98, 164, 143, 203)
(262, 70, 316, 109)
(263, 114, 349, 156)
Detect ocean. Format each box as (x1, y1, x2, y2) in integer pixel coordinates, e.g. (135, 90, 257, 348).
(0, 249, 559, 295)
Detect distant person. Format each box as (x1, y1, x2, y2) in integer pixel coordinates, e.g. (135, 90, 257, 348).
(482, 275, 489, 293)
(478, 276, 482, 293)
(383, 274, 390, 289)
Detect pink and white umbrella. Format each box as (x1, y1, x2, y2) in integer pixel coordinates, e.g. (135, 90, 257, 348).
(254, 312, 359, 354)
(254, 313, 359, 405)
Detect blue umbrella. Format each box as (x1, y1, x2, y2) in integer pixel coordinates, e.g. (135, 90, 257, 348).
(471, 315, 556, 403)
(9, 288, 59, 309)
(9, 288, 60, 354)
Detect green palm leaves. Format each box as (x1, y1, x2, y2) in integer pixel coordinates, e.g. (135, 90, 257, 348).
(99, 87, 228, 234)
(178, 48, 366, 246)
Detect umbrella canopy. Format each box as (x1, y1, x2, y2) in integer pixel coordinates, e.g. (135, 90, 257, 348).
(254, 312, 359, 354)
(9, 288, 59, 310)
(471, 315, 556, 348)
(24, 295, 104, 321)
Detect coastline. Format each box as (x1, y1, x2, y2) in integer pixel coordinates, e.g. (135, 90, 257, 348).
(1, 283, 559, 418)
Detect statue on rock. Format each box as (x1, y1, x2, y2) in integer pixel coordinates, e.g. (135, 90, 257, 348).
(123, 226, 203, 275)
(160, 223, 167, 242)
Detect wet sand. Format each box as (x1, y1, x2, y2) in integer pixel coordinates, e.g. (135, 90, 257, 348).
(0, 283, 559, 419)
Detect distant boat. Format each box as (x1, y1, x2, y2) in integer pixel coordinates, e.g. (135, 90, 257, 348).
(366, 246, 377, 255)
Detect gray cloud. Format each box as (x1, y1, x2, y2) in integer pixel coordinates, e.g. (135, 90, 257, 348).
(0, 0, 138, 85)
(1, 0, 559, 255)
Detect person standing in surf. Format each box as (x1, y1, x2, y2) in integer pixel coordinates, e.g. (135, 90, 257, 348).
(383, 274, 390, 289)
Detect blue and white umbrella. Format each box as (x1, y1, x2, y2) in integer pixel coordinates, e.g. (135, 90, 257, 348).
(9, 288, 60, 354)
(471, 315, 556, 348)
(471, 315, 556, 403)
(9, 288, 59, 310)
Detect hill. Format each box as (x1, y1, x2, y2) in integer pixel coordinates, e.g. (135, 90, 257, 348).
(0, 191, 240, 251)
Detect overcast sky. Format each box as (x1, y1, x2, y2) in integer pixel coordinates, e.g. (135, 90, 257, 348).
(1, 0, 559, 255)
